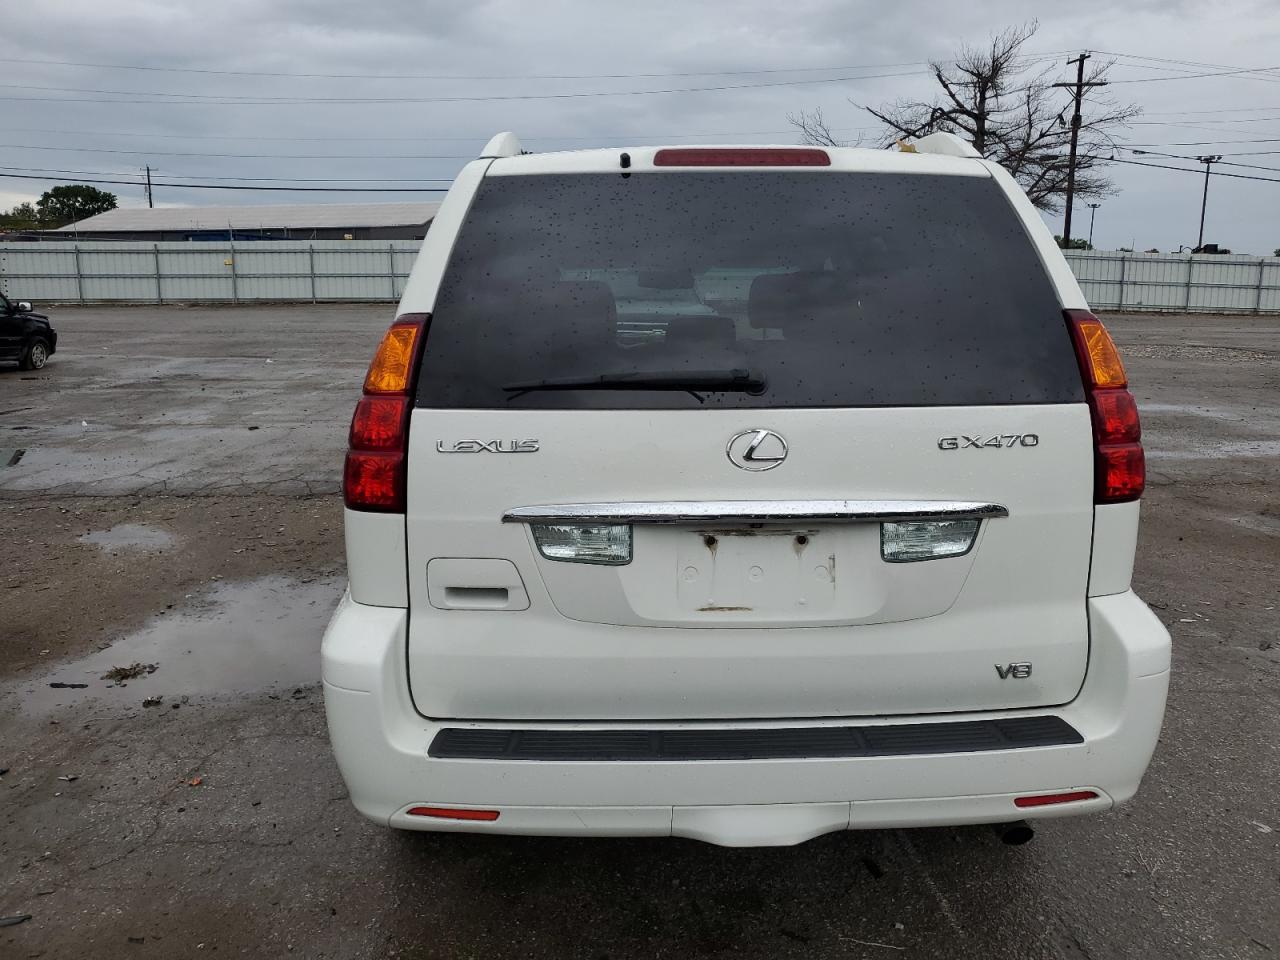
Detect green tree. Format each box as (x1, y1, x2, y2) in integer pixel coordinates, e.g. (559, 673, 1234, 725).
(1054, 236, 1092, 251)
(36, 184, 117, 227)
(0, 201, 42, 229)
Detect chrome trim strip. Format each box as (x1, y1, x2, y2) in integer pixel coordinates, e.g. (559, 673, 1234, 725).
(502, 500, 1009, 525)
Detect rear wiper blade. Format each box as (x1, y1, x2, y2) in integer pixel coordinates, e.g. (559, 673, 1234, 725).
(503, 369, 767, 401)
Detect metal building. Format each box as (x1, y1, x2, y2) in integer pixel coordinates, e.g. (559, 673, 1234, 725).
(51, 201, 441, 241)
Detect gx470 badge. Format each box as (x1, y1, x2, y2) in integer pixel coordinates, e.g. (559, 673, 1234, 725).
(938, 434, 1039, 450)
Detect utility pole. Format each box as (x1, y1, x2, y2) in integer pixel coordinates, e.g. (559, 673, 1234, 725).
(1194, 155, 1221, 250)
(1087, 202, 1101, 248)
(145, 165, 154, 208)
(1053, 54, 1107, 248)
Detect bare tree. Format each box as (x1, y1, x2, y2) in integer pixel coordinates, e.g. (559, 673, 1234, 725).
(789, 23, 1140, 212)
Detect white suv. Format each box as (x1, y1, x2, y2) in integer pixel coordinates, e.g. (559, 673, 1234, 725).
(322, 132, 1171, 847)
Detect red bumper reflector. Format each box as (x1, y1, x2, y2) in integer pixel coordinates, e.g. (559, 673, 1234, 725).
(1014, 790, 1099, 808)
(653, 147, 831, 167)
(406, 806, 500, 821)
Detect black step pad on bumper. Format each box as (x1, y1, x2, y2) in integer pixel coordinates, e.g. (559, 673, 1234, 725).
(429, 715, 1082, 762)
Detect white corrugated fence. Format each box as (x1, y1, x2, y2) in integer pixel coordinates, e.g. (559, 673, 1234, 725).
(0, 241, 418, 303)
(2, 241, 1279, 313)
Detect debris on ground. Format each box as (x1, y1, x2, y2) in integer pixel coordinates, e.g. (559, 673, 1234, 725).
(187, 776, 203, 787)
(48, 681, 89, 689)
(0, 914, 32, 927)
(142, 696, 163, 708)
(102, 662, 157, 684)
(56, 775, 78, 782)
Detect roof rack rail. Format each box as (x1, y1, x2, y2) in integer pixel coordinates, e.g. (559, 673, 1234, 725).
(897, 132, 981, 159)
(480, 132, 523, 159)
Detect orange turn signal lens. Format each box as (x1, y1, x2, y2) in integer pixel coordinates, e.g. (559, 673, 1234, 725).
(363, 319, 422, 394)
(1067, 312, 1127, 388)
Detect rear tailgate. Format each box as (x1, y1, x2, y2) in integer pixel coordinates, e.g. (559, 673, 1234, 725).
(405, 405, 1091, 720)
(402, 155, 1093, 721)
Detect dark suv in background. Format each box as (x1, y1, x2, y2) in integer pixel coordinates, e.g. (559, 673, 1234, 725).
(0, 293, 56, 370)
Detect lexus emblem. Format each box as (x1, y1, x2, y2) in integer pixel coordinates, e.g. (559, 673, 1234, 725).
(727, 429, 788, 471)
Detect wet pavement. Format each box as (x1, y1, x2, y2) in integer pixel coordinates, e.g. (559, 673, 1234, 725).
(9, 575, 342, 714)
(1, 306, 1279, 960)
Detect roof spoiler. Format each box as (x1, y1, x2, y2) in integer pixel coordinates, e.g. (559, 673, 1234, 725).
(480, 132, 523, 159)
(897, 132, 981, 159)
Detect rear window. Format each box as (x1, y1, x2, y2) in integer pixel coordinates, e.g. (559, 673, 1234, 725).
(416, 171, 1083, 409)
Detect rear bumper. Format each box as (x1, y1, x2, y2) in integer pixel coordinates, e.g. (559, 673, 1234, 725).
(322, 590, 1170, 846)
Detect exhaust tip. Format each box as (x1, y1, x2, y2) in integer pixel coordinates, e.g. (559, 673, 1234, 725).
(992, 820, 1035, 846)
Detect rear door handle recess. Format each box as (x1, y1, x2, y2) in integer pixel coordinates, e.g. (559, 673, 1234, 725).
(427, 558, 530, 611)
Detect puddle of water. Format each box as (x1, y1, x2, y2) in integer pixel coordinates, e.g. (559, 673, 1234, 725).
(78, 523, 177, 551)
(10, 575, 343, 714)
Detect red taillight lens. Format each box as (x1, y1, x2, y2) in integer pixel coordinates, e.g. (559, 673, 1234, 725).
(1090, 388, 1141, 444)
(350, 395, 410, 450)
(1065, 310, 1144, 504)
(344, 315, 426, 512)
(1014, 790, 1099, 808)
(343, 450, 404, 511)
(653, 147, 830, 167)
(1096, 444, 1145, 502)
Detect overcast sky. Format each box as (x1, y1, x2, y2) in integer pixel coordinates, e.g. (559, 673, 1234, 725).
(3, 0, 1279, 253)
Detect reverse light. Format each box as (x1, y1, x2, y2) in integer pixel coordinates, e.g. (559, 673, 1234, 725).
(881, 519, 980, 562)
(1014, 790, 1099, 808)
(1065, 310, 1145, 504)
(531, 523, 633, 565)
(344, 316, 426, 512)
(652, 147, 831, 167)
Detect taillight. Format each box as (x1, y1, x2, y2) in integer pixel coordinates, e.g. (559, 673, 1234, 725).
(344, 315, 426, 512)
(652, 147, 831, 167)
(1065, 310, 1144, 504)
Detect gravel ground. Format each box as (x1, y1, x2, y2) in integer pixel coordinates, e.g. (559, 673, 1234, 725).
(1, 305, 1277, 960)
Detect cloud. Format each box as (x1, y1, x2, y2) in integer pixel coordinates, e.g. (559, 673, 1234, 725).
(1, 0, 1276, 251)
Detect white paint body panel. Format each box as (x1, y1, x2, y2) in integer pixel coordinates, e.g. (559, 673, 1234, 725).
(343, 509, 406, 607)
(322, 588, 1170, 846)
(1089, 502, 1141, 596)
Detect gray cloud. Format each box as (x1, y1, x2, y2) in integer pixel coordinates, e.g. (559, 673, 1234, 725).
(2, 0, 1277, 252)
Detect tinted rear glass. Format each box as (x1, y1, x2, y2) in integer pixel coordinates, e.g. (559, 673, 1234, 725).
(417, 171, 1082, 409)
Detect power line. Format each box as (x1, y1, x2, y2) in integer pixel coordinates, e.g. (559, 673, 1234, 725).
(0, 52, 1075, 82)
(0, 69, 928, 105)
(0, 164, 456, 183)
(1123, 149, 1280, 173)
(1093, 50, 1280, 83)
(1122, 136, 1280, 147)
(0, 126, 837, 143)
(0, 144, 474, 160)
(1104, 155, 1280, 184)
(1106, 64, 1280, 84)
(0, 171, 448, 192)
